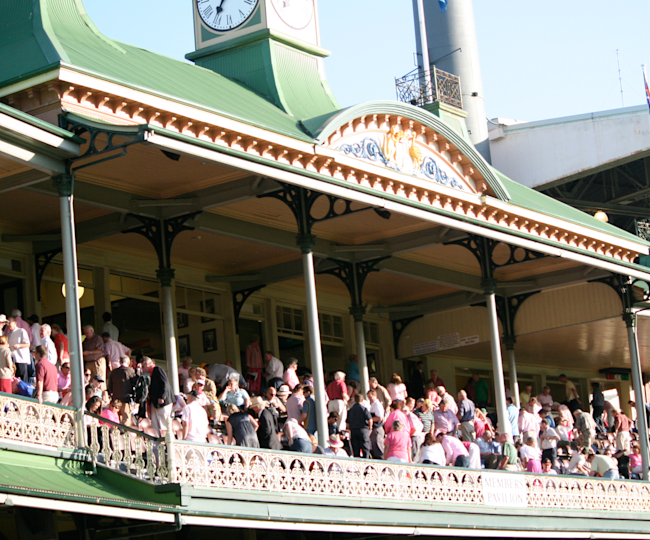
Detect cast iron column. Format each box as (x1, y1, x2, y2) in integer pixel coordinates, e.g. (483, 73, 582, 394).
(298, 234, 328, 449)
(625, 312, 649, 480)
(350, 304, 370, 398)
(158, 267, 180, 396)
(483, 278, 510, 435)
(504, 335, 520, 409)
(54, 173, 86, 447)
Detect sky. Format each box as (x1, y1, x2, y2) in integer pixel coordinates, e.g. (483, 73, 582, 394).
(84, 0, 650, 123)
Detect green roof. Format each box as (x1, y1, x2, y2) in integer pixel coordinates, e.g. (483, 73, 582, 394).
(0, 0, 314, 142)
(494, 169, 650, 248)
(0, 448, 178, 509)
(0, 102, 83, 143)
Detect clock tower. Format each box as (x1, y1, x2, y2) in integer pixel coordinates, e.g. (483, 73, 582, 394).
(186, 0, 338, 120)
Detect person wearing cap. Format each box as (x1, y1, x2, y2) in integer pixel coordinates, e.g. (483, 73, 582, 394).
(0, 335, 14, 394)
(90, 374, 104, 398)
(276, 384, 291, 404)
(33, 345, 58, 404)
(324, 433, 348, 457)
(414, 398, 434, 433)
(181, 390, 209, 442)
(102, 332, 131, 372)
(5, 317, 30, 382)
(250, 396, 282, 450)
(588, 449, 619, 479)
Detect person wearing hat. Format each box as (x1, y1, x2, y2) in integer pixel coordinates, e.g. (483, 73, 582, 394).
(276, 385, 291, 404)
(181, 390, 209, 442)
(91, 374, 104, 398)
(324, 433, 348, 457)
(250, 396, 282, 450)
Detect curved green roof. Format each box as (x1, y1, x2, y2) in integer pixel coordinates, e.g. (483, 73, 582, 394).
(0, 0, 313, 142)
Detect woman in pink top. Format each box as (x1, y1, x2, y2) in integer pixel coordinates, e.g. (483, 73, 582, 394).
(387, 373, 408, 402)
(384, 401, 408, 434)
(384, 420, 411, 462)
(100, 399, 121, 425)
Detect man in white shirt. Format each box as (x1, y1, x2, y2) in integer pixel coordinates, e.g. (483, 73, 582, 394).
(6, 317, 31, 381)
(39, 324, 58, 365)
(181, 390, 209, 442)
(28, 314, 42, 348)
(264, 351, 284, 383)
(101, 312, 119, 341)
(102, 332, 131, 371)
(539, 418, 560, 469)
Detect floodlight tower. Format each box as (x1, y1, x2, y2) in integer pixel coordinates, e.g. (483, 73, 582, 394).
(413, 0, 491, 162)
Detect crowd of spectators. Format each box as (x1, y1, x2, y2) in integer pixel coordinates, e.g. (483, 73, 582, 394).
(0, 309, 644, 481)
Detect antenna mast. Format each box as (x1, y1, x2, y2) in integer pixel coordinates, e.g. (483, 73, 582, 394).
(617, 49, 625, 107)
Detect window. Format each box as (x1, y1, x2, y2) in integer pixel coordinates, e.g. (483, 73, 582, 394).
(110, 272, 158, 299)
(319, 313, 344, 344)
(276, 306, 304, 336)
(364, 321, 380, 345)
(176, 286, 222, 319)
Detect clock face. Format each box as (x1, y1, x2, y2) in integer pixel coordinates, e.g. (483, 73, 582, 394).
(196, 0, 260, 32)
(270, 0, 314, 30)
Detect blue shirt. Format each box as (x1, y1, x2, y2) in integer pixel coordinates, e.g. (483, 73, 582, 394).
(16, 380, 34, 398)
(302, 396, 318, 435)
(507, 404, 520, 437)
(220, 388, 250, 408)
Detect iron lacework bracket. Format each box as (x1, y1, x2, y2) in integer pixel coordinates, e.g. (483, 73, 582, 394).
(58, 114, 148, 172)
(446, 234, 547, 281)
(123, 212, 201, 270)
(258, 182, 379, 239)
(494, 291, 540, 342)
(392, 315, 423, 359)
(317, 257, 389, 309)
(232, 286, 266, 334)
(35, 248, 62, 301)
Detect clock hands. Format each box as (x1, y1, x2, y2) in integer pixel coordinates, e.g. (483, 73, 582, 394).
(216, 0, 227, 14)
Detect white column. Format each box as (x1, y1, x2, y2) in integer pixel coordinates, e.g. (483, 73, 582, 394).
(157, 268, 180, 396)
(505, 337, 520, 409)
(484, 280, 510, 434)
(300, 237, 328, 449)
(627, 315, 649, 480)
(56, 174, 85, 447)
(354, 316, 370, 398)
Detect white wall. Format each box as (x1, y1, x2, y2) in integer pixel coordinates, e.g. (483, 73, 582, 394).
(489, 105, 650, 189)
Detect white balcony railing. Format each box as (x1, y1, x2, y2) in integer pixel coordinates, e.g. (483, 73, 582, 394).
(0, 394, 647, 514)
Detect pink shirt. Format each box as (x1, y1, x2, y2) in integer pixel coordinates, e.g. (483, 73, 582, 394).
(384, 430, 411, 461)
(100, 408, 120, 425)
(537, 393, 554, 411)
(385, 410, 408, 434)
(387, 383, 407, 402)
(441, 435, 469, 465)
(519, 410, 541, 433)
(433, 409, 459, 434)
(283, 369, 300, 390)
(407, 411, 424, 435)
(630, 453, 642, 469)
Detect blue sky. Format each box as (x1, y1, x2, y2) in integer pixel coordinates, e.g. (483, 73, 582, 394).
(84, 0, 650, 123)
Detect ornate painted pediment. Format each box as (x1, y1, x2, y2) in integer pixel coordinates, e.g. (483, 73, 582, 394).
(333, 125, 476, 193)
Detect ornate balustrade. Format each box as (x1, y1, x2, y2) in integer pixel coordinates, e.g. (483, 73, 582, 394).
(395, 67, 463, 109)
(0, 394, 647, 513)
(85, 413, 171, 484)
(0, 392, 75, 448)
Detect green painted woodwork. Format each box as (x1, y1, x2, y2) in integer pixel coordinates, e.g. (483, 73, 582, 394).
(424, 101, 471, 141)
(0, 103, 82, 143)
(189, 30, 339, 120)
(0, 0, 312, 141)
(0, 449, 178, 508)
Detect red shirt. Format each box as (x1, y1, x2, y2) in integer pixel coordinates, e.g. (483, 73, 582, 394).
(35, 359, 58, 392)
(54, 333, 69, 361)
(326, 380, 347, 400)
